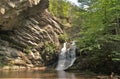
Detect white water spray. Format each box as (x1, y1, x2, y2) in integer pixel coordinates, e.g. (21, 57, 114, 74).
(56, 41, 76, 70)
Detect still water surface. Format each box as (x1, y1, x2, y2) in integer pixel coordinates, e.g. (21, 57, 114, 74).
(0, 70, 96, 79)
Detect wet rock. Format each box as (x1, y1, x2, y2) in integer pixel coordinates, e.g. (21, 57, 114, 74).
(10, 66, 20, 70)
(2, 65, 27, 70)
(2, 66, 10, 70)
(11, 59, 26, 66)
(26, 64, 34, 68)
(19, 66, 26, 70)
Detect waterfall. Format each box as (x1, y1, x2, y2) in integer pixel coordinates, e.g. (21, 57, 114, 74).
(56, 41, 76, 70)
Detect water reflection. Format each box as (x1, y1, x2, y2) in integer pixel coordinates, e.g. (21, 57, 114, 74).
(0, 70, 96, 79)
(57, 71, 75, 79)
(0, 70, 53, 78)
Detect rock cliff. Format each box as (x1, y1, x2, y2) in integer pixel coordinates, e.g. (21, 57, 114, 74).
(0, 0, 63, 69)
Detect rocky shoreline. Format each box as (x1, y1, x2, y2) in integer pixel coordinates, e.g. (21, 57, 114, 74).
(0, 66, 46, 71)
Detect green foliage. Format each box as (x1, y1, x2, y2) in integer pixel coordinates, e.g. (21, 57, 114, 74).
(49, 0, 79, 25)
(44, 42, 56, 53)
(49, 0, 120, 73)
(49, 0, 71, 18)
(58, 34, 69, 43)
(23, 46, 32, 54)
(76, 0, 120, 73)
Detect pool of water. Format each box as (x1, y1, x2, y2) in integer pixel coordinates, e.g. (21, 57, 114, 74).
(0, 70, 97, 79)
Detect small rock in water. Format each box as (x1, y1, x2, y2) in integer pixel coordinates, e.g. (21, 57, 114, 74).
(2, 66, 10, 70)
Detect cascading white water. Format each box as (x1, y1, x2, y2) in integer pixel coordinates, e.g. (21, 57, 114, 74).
(56, 41, 76, 70)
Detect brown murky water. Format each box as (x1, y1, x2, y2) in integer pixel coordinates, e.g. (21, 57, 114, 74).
(0, 70, 97, 79)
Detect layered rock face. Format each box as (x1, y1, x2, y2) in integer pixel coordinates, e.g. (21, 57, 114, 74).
(0, 0, 63, 69)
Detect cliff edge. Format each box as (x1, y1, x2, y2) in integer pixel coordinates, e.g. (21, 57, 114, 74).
(0, 0, 63, 69)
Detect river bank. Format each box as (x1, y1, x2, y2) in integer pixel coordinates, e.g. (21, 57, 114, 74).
(0, 66, 46, 71)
